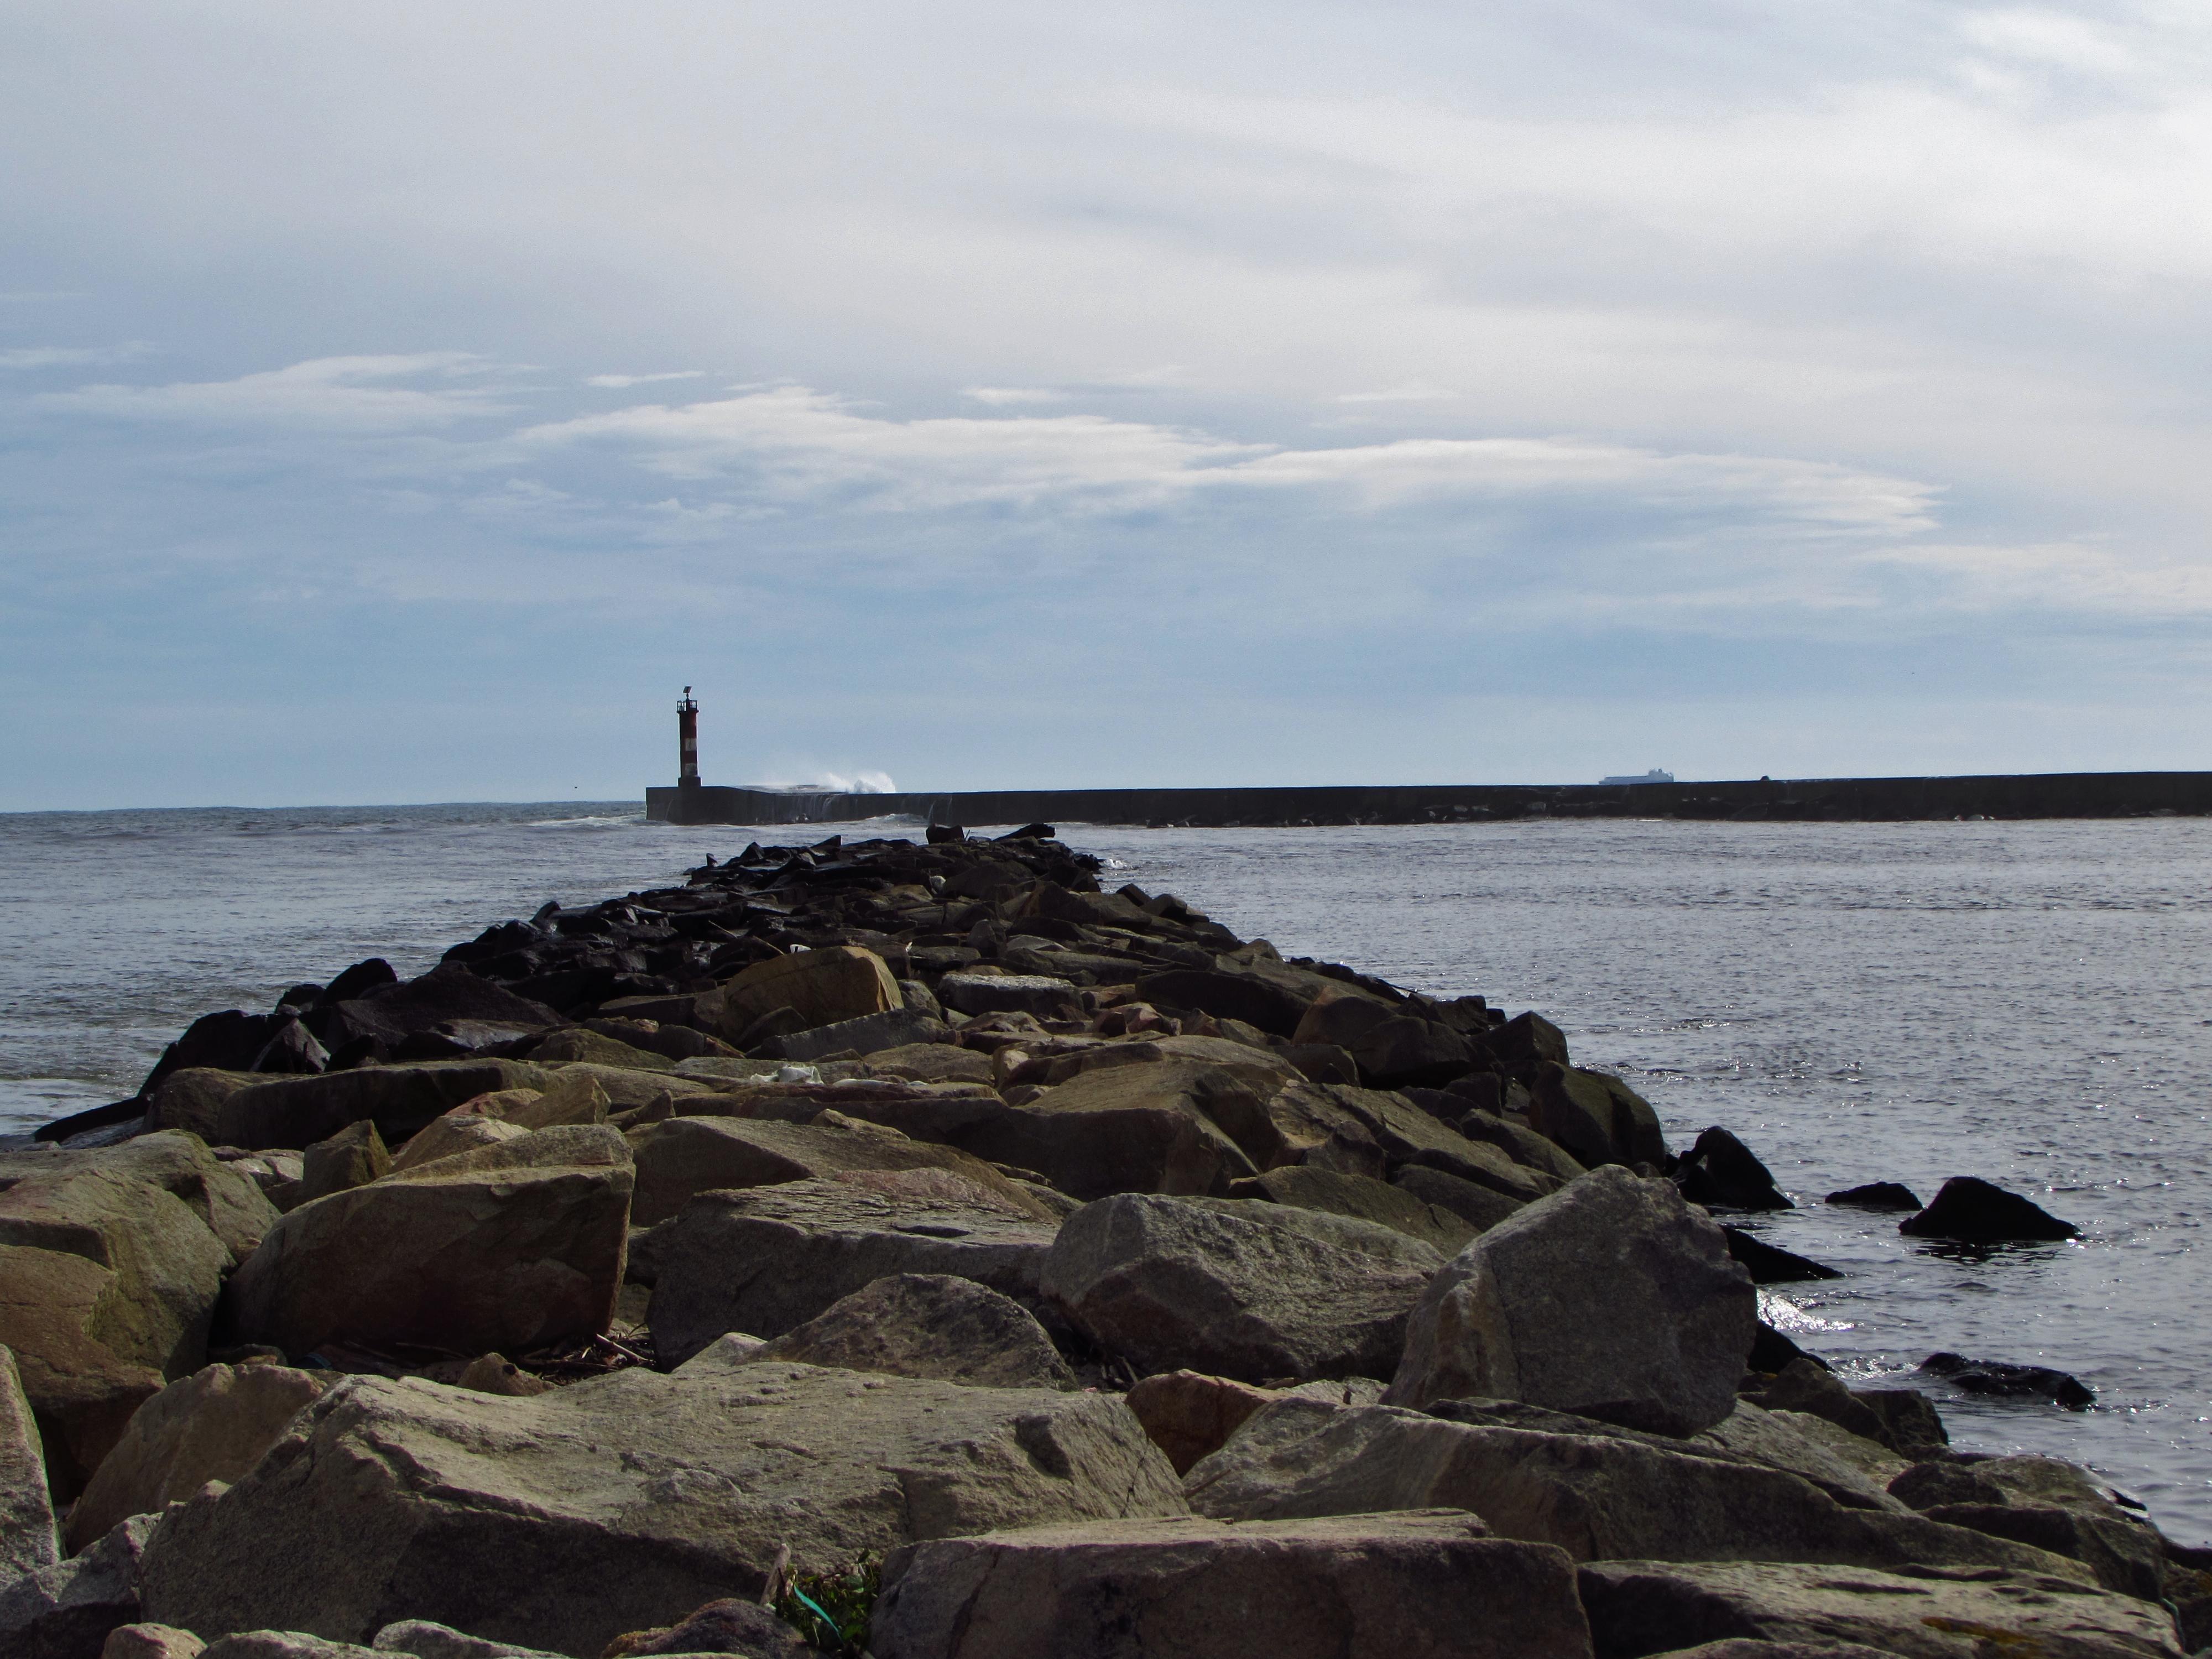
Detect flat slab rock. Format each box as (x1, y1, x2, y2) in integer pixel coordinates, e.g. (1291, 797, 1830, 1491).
(138, 1361, 1184, 1655)
(643, 1172, 1061, 1366)
(1183, 1398, 2087, 1580)
(872, 1509, 1594, 1659)
(1577, 1558, 2183, 1659)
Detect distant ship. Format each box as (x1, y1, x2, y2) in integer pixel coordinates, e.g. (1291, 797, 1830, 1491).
(1600, 768, 1676, 786)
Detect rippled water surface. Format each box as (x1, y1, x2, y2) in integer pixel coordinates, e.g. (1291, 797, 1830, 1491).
(3, 806, 2207, 1538)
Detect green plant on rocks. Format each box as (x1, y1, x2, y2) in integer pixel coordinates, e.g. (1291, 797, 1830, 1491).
(775, 1553, 880, 1656)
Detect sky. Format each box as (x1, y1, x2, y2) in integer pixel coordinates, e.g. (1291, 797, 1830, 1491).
(4, 0, 2211, 808)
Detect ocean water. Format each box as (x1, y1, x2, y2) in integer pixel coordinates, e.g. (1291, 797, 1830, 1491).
(3, 804, 2207, 1541)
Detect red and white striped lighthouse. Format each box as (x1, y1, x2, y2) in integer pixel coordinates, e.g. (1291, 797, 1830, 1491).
(677, 687, 700, 787)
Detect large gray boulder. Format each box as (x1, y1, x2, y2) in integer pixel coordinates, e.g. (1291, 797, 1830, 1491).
(624, 1114, 1047, 1226)
(138, 1363, 1185, 1655)
(0, 1133, 280, 1266)
(66, 1361, 328, 1552)
(0, 1512, 160, 1659)
(1229, 1166, 1477, 1254)
(1386, 1166, 1755, 1434)
(872, 1510, 1594, 1659)
(0, 1343, 60, 1579)
(1182, 1399, 2088, 1579)
(644, 1172, 1061, 1366)
(0, 1171, 232, 1492)
(1041, 1194, 1442, 1383)
(748, 1274, 1075, 1389)
(220, 1126, 632, 1359)
(1575, 1558, 2181, 1659)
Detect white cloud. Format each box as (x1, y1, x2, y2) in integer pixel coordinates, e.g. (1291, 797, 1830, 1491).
(522, 382, 1939, 535)
(583, 369, 705, 388)
(1335, 385, 1460, 405)
(1, 342, 154, 371)
(962, 386, 1067, 405)
(519, 384, 1264, 507)
(44, 353, 511, 429)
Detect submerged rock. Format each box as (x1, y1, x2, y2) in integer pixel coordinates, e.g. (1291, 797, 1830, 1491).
(1898, 1176, 2079, 1242)
(1824, 1182, 1922, 1212)
(1919, 1351, 2095, 1410)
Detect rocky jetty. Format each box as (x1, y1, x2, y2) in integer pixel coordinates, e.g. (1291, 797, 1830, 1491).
(1, 827, 2195, 1658)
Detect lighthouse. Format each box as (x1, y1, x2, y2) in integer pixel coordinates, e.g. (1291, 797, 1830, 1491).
(677, 687, 700, 789)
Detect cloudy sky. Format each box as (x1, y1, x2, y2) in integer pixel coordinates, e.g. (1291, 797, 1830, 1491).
(4, 1, 2209, 808)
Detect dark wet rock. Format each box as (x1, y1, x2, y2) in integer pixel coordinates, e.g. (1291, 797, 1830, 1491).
(1677, 1129, 1791, 1211)
(1719, 1228, 1840, 1285)
(1823, 1182, 1922, 1212)
(872, 1511, 1593, 1659)
(307, 967, 562, 1056)
(1745, 1322, 1824, 1376)
(1888, 1459, 2012, 1510)
(1528, 1067, 1666, 1170)
(1390, 1163, 1526, 1234)
(1455, 1108, 1589, 1186)
(1290, 993, 1478, 1088)
(137, 1364, 1183, 1654)
(1386, 1166, 1755, 1434)
(139, 1011, 281, 1102)
(1136, 969, 1311, 1038)
(747, 1272, 1076, 1390)
(251, 1018, 330, 1076)
(1898, 1176, 2079, 1242)
(1481, 1010, 1569, 1079)
(1920, 1351, 2094, 1410)
(1041, 1193, 1442, 1384)
(210, 1060, 551, 1153)
(1574, 1558, 2177, 1659)
(1738, 1361, 1891, 1448)
(1850, 1387, 1947, 1454)
(322, 958, 399, 1005)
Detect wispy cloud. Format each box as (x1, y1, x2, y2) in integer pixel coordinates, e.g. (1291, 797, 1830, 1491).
(519, 382, 1939, 535)
(1, 343, 155, 371)
(962, 386, 1068, 406)
(44, 353, 513, 429)
(583, 370, 705, 389)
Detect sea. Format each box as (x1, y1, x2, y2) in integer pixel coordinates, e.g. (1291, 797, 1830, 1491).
(3, 802, 2208, 1541)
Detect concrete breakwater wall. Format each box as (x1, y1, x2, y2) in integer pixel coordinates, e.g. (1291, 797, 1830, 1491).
(647, 769, 2212, 828)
